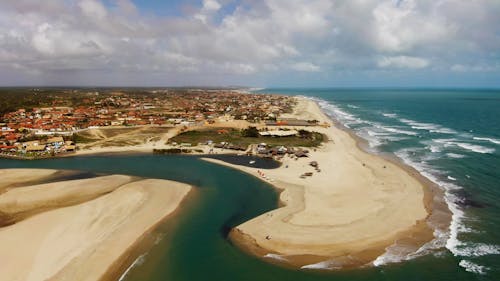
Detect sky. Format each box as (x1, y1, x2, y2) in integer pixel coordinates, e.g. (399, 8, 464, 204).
(0, 0, 499, 88)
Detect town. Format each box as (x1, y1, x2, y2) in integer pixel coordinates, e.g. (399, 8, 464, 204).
(0, 88, 303, 158)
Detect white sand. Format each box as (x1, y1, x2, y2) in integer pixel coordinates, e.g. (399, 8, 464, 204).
(0, 175, 132, 216)
(204, 97, 431, 266)
(0, 171, 191, 281)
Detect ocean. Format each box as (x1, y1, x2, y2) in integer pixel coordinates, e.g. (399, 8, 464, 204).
(261, 88, 500, 279)
(0, 89, 498, 281)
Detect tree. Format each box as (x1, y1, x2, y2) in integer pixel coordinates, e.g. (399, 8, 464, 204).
(242, 126, 259, 138)
(298, 129, 312, 139)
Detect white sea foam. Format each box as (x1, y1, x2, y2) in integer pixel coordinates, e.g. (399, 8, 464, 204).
(358, 129, 385, 148)
(429, 145, 441, 153)
(372, 244, 410, 267)
(382, 113, 398, 118)
(391, 148, 468, 269)
(399, 118, 457, 134)
(473, 137, 500, 145)
(420, 140, 443, 153)
(447, 153, 466, 159)
(314, 98, 495, 272)
(315, 98, 368, 128)
(433, 139, 495, 154)
(379, 125, 418, 136)
(453, 142, 495, 154)
(459, 260, 489, 275)
(154, 233, 165, 245)
(373, 228, 450, 267)
(301, 260, 339, 270)
(118, 253, 148, 281)
(347, 104, 359, 109)
(263, 253, 288, 262)
(391, 147, 485, 266)
(453, 243, 500, 257)
(430, 128, 458, 134)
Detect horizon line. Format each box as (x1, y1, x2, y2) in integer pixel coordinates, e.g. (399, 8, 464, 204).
(1, 86, 500, 91)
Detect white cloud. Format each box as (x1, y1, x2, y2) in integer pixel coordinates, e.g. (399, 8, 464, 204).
(78, 0, 107, 20)
(0, 0, 499, 86)
(451, 63, 499, 72)
(372, 0, 455, 52)
(378, 56, 430, 69)
(291, 62, 321, 72)
(203, 0, 221, 12)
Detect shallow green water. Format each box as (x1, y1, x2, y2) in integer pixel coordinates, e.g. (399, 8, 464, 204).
(0, 154, 484, 281)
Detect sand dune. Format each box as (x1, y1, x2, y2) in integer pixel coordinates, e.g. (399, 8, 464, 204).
(205, 97, 433, 268)
(0, 170, 191, 281)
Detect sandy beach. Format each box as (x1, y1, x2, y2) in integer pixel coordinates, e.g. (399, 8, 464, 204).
(0, 169, 192, 281)
(205, 97, 435, 268)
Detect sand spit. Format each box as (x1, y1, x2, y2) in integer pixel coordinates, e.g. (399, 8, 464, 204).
(206, 97, 434, 268)
(0, 169, 57, 192)
(0, 169, 191, 281)
(0, 175, 133, 225)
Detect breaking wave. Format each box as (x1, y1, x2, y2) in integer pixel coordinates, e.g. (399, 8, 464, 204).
(473, 137, 500, 145)
(453, 142, 494, 154)
(301, 260, 341, 270)
(311, 96, 498, 274)
(446, 153, 466, 159)
(459, 260, 489, 275)
(382, 112, 398, 118)
(399, 118, 457, 134)
(263, 253, 288, 262)
(433, 139, 495, 154)
(118, 253, 148, 281)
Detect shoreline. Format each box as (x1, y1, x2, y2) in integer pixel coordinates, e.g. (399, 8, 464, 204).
(100, 188, 196, 281)
(204, 96, 452, 269)
(0, 95, 454, 277)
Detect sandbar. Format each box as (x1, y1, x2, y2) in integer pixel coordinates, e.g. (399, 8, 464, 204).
(0, 170, 192, 281)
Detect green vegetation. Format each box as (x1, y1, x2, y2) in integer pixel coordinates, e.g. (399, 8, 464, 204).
(70, 133, 98, 144)
(0, 89, 59, 115)
(241, 126, 259, 137)
(169, 127, 324, 148)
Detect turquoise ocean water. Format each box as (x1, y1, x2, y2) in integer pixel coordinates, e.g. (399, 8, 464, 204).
(261, 88, 500, 278)
(0, 89, 498, 280)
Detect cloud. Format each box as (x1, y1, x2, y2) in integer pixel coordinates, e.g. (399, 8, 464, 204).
(78, 0, 108, 20)
(378, 56, 429, 69)
(451, 63, 499, 73)
(0, 0, 499, 86)
(203, 0, 222, 12)
(291, 62, 321, 72)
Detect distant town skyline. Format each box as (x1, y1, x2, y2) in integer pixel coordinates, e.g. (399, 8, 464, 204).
(0, 0, 499, 88)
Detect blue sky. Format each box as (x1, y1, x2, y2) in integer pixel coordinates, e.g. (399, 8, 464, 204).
(0, 0, 499, 87)
(112, 0, 191, 16)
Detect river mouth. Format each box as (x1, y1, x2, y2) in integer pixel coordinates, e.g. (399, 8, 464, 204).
(0, 154, 460, 281)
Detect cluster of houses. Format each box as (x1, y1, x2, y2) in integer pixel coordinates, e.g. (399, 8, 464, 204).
(1, 89, 296, 153)
(0, 136, 76, 157)
(255, 143, 309, 158)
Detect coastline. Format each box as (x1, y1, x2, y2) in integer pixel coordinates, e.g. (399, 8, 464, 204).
(204, 96, 451, 269)
(100, 187, 197, 281)
(0, 169, 192, 281)
(0, 95, 454, 278)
